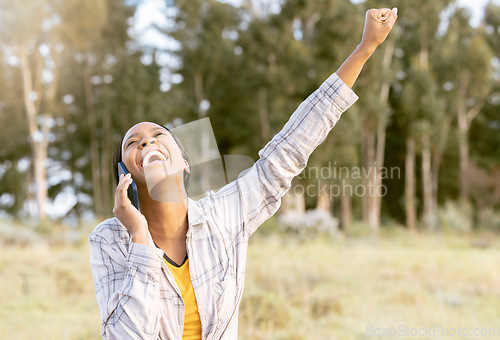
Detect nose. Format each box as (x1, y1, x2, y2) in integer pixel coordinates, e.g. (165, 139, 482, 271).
(140, 137, 157, 149)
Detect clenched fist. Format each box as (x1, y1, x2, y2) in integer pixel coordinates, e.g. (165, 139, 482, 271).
(360, 8, 398, 52)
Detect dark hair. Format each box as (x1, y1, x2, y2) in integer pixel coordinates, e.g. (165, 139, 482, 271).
(112, 124, 191, 191)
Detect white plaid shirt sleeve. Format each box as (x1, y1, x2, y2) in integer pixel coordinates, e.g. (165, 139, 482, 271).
(89, 221, 165, 339)
(207, 72, 358, 238)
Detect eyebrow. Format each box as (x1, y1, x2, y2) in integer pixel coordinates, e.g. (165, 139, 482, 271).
(123, 127, 167, 147)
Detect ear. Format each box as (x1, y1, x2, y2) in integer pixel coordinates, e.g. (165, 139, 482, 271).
(183, 159, 191, 174)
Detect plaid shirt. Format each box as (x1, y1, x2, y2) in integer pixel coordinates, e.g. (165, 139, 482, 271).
(89, 73, 358, 339)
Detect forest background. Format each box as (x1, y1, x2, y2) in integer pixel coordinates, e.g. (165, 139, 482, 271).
(0, 0, 499, 339)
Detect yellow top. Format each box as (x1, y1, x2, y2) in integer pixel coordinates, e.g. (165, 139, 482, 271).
(164, 257, 202, 340)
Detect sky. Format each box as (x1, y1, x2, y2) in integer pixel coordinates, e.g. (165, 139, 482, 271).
(132, 0, 500, 50)
(456, 0, 500, 25)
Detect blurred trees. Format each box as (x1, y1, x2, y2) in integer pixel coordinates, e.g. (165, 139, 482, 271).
(395, 0, 451, 231)
(0, 0, 498, 233)
(440, 8, 495, 204)
(0, 0, 161, 221)
(0, 0, 62, 221)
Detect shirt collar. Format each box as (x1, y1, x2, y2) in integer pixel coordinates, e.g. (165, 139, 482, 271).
(186, 197, 206, 227)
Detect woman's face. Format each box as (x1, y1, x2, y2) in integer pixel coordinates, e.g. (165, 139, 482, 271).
(121, 122, 188, 186)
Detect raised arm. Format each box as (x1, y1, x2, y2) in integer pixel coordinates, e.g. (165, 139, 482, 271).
(205, 8, 398, 239)
(337, 7, 398, 88)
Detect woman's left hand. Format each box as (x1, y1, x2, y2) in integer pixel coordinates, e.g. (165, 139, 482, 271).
(360, 8, 398, 53)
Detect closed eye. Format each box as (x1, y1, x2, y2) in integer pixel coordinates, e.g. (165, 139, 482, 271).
(126, 140, 136, 147)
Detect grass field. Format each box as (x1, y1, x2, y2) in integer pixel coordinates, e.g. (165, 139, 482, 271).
(1, 223, 499, 339)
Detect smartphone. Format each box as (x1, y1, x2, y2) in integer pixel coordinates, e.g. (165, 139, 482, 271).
(117, 162, 140, 210)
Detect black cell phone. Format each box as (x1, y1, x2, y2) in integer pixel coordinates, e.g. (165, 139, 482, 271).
(117, 162, 140, 210)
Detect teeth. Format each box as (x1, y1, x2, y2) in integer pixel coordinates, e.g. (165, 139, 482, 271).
(142, 150, 166, 167)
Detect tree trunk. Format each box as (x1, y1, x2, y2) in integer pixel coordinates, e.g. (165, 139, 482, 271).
(341, 190, 352, 231)
(369, 116, 386, 231)
(83, 62, 103, 215)
(280, 191, 290, 215)
(295, 190, 305, 215)
(431, 150, 442, 219)
(458, 128, 470, 202)
(316, 188, 331, 213)
(406, 136, 416, 232)
(456, 72, 473, 203)
(101, 86, 112, 214)
(281, 189, 305, 215)
(455, 71, 488, 203)
(258, 87, 270, 143)
(431, 113, 452, 215)
(19, 45, 49, 222)
(26, 161, 35, 215)
(421, 129, 435, 231)
(360, 124, 375, 225)
(33, 130, 49, 221)
(368, 39, 394, 232)
(367, 153, 378, 231)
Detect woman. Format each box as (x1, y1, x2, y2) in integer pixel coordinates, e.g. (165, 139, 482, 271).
(89, 8, 398, 339)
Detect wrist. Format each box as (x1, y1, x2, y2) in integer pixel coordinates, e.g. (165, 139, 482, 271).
(131, 228, 149, 244)
(356, 42, 377, 58)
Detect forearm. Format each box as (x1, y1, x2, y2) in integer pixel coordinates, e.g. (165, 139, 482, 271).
(337, 7, 398, 88)
(336, 44, 375, 88)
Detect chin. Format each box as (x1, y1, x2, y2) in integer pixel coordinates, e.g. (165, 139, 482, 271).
(144, 165, 186, 203)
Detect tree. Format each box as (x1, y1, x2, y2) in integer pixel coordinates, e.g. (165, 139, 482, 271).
(386, 0, 453, 231)
(0, 0, 142, 221)
(0, 0, 64, 221)
(438, 7, 495, 203)
(59, 0, 138, 217)
(345, 0, 400, 232)
(0, 49, 31, 217)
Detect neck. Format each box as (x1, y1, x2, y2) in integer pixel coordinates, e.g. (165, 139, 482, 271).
(137, 183, 189, 259)
(141, 200, 188, 239)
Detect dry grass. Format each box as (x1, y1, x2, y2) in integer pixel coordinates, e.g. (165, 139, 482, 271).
(0, 241, 100, 339)
(0, 226, 499, 339)
(240, 231, 500, 339)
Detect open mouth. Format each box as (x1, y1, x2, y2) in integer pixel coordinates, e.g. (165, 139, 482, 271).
(141, 150, 167, 167)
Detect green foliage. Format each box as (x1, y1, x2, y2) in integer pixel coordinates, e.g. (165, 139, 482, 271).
(0, 0, 498, 229)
